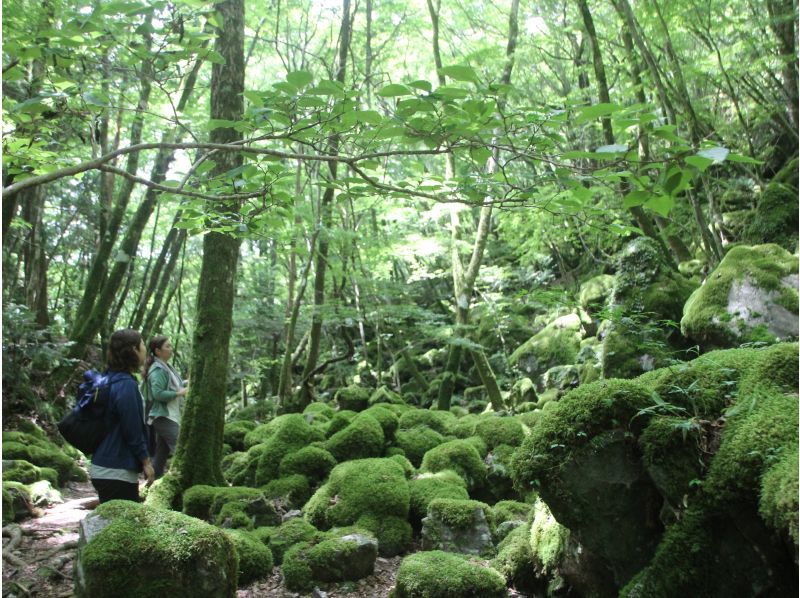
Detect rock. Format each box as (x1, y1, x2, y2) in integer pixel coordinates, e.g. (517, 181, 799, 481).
(495, 520, 524, 543)
(282, 533, 378, 591)
(27, 480, 63, 507)
(601, 237, 696, 379)
(579, 274, 614, 314)
(74, 501, 237, 597)
(420, 498, 495, 556)
(538, 364, 580, 393)
(509, 377, 537, 406)
(394, 550, 506, 598)
(742, 183, 798, 251)
(509, 313, 583, 380)
(334, 385, 370, 412)
(681, 244, 798, 349)
(282, 509, 303, 522)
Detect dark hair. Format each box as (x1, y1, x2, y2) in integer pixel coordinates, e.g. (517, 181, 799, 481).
(107, 329, 144, 374)
(144, 336, 169, 381)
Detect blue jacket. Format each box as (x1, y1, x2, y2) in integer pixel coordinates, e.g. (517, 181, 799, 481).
(91, 370, 149, 472)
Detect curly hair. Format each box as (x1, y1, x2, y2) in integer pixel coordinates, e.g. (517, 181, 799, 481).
(107, 329, 144, 373)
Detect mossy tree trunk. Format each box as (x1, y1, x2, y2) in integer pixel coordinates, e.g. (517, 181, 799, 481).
(171, 0, 244, 489)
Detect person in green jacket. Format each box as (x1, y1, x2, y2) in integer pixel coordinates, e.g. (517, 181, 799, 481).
(143, 335, 189, 479)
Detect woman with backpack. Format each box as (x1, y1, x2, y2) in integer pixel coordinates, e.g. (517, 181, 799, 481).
(90, 329, 155, 503)
(143, 335, 189, 479)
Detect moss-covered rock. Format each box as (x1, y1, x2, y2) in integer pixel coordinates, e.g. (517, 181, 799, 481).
(325, 409, 357, 437)
(449, 414, 480, 439)
(224, 443, 268, 487)
(475, 415, 525, 449)
(579, 274, 614, 314)
(3, 481, 32, 523)
(253, 415, 325, 486)
(261, 474, 312, 509)
(408, 471, 470, 529)
(335, 385, 371, 412)
(398, 409, 455, 435)
(395, 426, 446, 467)
(393, 550, 506, 598)
(2, 486, 14, 525)
(182, 484, 219, 520)
(363, 404, 400, 440)
(492, 523, 538, 594)
(1, 432, 83, 485)
(389, 453, 416, 478)
(492, 500, 532, 526)
(325, 412, 385, 462)
(509, 313, 583, 380)
(27, 479, 63, 507)
(508, 377, 538, 407)
(278, 446, 336, 483)
(261, 518, 324, 565)
(75, 500, 238, 597)
(759, 444, 798, 543)
(369, 386, 405, 406)
(421, 439, 487, 491)
(222, 528, 274, 585)
(222, 420, 257, 453)
(282, 532, 379, 591)
(421, 498, 495, 556)
(199, 487, 280, 529)
(303, 401, 335, 419)
(742, 183, 799, 251)
(2, 459, 59, 486)
(304, 458, 410, 556)
(681, 244, 798, 349)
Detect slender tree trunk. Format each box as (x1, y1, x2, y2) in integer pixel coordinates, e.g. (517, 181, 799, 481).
(172, 0, 245, 489)
(21, 185, 49, 326)
(141, 230, 185, 339)
(767, 0, 798, 129)
(296, 0, 351, 411)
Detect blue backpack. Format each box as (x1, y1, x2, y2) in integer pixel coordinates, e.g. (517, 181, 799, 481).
(57, 370, 114, 455)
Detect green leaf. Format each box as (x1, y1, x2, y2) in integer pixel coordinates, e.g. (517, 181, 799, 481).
(195, 160, 217, 176)
(684, 155, 714, 172)
(204, 50, 226, 65)
(408, 80, 432, 92)
(377, 83, 412, 97)
(438, 65, 479, 83)
(644, 194, 674, 217)
(726, 153, 762, 164)
(355, 110, 382, 125)
(273, 82, 297, 95)
(663, 170, 683, 195)
(434, 86, 469, 99)
(207, 119, 237, 131)
(470, 147, 492, 164)
(574, 103, 622, 125)
(243, 91, 263, 107)
(82, 91, 109, 107)
(286, 70, 313, 88)
(623, 190, 650, 208)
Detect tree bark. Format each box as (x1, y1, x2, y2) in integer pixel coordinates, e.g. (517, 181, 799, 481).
(171, 0, 245, 489)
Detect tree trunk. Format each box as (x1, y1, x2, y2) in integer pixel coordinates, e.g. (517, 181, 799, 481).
(171, 0, 245, 489)
(21, 185, 49, 326)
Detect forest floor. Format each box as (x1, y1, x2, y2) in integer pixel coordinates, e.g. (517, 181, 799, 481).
(1, 480, 405, 598)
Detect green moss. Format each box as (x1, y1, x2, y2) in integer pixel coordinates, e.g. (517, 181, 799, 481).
(450, 414, 480, 438)
(356, 513, 412, 556)
(508, 314, 582, 377)
(303, 401, 335, 419)
(743, 183, 799, 251)
(369, 386, 405, 406)
(325, 410, 357, 438)
(262, 518, 323, 565)
(278, 446, 336, 483)
(223, 528, 274, 585)
(225, 444, 268, 486)
(335, 386, 371, 412)
(427, 498, 494, 530)
(408, 472, 469, 528)
(78, 501, 238, 598)
(393, 550, 506, 598)
(421, 439, 487, 491)
(398, 409, 456, 435)
(229, 400, 275, 423)
(208, 487, 280, 529)
(492, 500, 532, 525)
(182, 484, 220, 521)
(389, 454, 416, 478)
(462, 435, 489, 458)
(579, 274, 614, 313)
(283, 533, 378, 590)
(492, 523, 536, 590)
(281, 541, 315, 592)
(325, 412, 385, 462)
(223, 421, 257, 452)
(395, 426, 446, 467)
(253, 415, 325, 486)
(638, 416, 704, 504)
(2, 459, 59, 486)
(303, 458, 409, 534)
(261, 474, 312, 508)
(759, 444, 798, 543)
(528, 498, 570, 573)
(475, 416, 525, 449)
(738, 342, 799, 397)
(681, 244, 798, 347)
(1, 437, 80, 485)
(511, 379, 655, 490)
(363, 405, 400, 440)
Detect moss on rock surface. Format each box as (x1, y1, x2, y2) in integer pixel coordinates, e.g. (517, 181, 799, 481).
(75, 500, 238, 597)
(335, 385, 371, 411)
(393, 550, 506, 598)
(680, 244, 798, 349)
(223, 420, 257, 452)
(278, 446, 336, 483)
(1, 431, 84, 485)
(395, 426, 446, 467)
(253, 415, 325, 486)
(408, 472, 469, 528)
(369, 386, 405, 406)
(475, 415, 525, 449)
(509, 313, 583, 380)
(420, 439, 487, 491)
(2, 459, 59, 486)
(260, 518, 323, 565)
(578, 274, 614, 314)
(325, 412, 385, 462)
(742, 183, 799, 251)
(222, 528, 274, 585)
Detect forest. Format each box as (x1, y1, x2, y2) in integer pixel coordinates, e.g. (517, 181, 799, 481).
(1, 0, 798, 595)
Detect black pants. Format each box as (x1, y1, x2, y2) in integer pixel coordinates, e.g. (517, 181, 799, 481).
(92, 478, 140, 504)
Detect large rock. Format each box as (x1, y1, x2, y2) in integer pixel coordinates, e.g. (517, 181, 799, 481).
(601, 237, 696, 379)
(742, 183, 798, 251)
(282, 532, 378, 590)
(420, 498, 494, 556)
(509, 313, 583, 379)
(74, 500, 238, 597)
(681, 244, 798, 349)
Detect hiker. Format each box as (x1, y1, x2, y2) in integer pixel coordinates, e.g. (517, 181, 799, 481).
(143, 335, 189, 479)
(90, 329, 155, 503)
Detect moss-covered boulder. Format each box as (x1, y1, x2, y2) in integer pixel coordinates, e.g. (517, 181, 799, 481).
(74, 500, 238, 597)
(600, 237, 697, 379)
(3, 481, 33, 523)
(408, 471, 469, 529)
(398, 409, 455, 435)
(183, 485, 280, 529)
(420, 439, 487, 492)
(2, 430, 85, 485)
(579, 273, 614, 315)
(304, 458, 411, 556)
(474, 415, 525, 449)
(395, 426, 446, 467)
(393, 550, 506, 598)
(252, 415, 325, 486)
(681, 244, 798, 349)
(335, 385, 371, 411)
(742, 183, 798, 251)
(278, 446, 336, 483)
(508, 377, 538, 407)
(262, 474, 312, 509)
(325, 412, 385, 462)
(222, 528, 274, 585)
(260, 518, 324, 565)
(362, 404, 400, 440)
(282, 532, 378, 592)
(3, 459, 59, 486)
(492, 523, 539, 594)
(509, 313, 583, 380)
(222, 420, 257, 453)
(369, 385, 405, 406)
(420, 498, 495, 556)
(325, 409, 357, 437)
